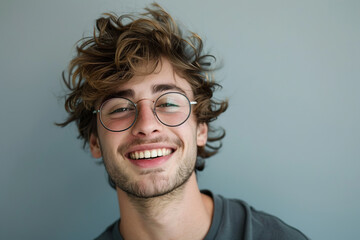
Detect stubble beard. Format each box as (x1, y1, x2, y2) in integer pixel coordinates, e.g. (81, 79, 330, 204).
(100, 137, 197, 199)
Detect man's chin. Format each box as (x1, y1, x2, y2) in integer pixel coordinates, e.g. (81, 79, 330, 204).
(117, 173, 191, 199)
(121, 179, 177, 199)
(112, 161, 196, 199)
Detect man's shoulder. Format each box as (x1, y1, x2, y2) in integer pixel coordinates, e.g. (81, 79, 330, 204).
(248, 205, 309, 240)
(204, 191, 309, 240)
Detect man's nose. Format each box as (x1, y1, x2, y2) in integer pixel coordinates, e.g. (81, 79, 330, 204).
(130, 100, 162, 137)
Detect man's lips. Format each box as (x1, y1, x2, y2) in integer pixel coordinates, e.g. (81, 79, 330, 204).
(126, 146, 175, 168)
(129, 148, 173, 160)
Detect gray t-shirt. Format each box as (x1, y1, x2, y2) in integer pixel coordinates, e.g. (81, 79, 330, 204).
(95, 190, 308, 240)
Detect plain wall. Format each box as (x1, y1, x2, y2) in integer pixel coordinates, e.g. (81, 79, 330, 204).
(1, 0, 359, 239)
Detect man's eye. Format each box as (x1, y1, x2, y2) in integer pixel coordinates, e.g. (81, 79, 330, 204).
(110, 107, 134, 114)
(157, 103, 179, 108)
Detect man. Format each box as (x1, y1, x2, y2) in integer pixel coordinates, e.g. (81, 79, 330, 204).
(58, 3, 308, 240)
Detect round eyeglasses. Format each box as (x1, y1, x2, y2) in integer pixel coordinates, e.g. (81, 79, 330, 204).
(93, 92, 197, 132)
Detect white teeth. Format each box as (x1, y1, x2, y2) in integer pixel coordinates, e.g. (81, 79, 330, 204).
(129, 148, 172, 160)
(151, 149, 157, 158)
(163, 148, 170, 155)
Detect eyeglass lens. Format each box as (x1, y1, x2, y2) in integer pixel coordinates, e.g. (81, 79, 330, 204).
(99, 92, 192, 132)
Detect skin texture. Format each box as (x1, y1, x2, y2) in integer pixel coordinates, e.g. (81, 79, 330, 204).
(90, 58, 213, 239)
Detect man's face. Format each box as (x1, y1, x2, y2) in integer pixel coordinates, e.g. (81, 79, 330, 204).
(90, 58, 208, 198)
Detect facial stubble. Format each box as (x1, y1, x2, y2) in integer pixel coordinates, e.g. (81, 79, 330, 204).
(99, 136, 197, 199)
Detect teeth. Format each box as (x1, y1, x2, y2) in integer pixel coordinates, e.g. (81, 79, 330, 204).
(144, 150, 151, 158)
(151, 149, 157, 158)
(129, 148, 172, 160)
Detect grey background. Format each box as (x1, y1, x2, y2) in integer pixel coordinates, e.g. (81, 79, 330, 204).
(1, 0, 359, 239)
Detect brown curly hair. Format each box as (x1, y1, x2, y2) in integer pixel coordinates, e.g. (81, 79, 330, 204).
(57, 3, 228, 175)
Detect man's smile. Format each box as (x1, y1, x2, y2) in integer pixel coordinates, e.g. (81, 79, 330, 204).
(124, 142, 178, 168)
(129, 148, 173, 160)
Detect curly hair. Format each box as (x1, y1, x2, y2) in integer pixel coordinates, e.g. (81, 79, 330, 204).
(57, 3, 228, 178)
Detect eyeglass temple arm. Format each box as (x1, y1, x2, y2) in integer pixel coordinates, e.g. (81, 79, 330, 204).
(190, 101, 197, 105)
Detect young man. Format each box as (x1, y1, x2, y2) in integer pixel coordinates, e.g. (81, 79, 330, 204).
(59, 4, 308, 240)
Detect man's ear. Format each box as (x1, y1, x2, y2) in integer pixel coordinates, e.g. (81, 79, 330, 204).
(197, 123, 208, 147)
(89, 133, 102, 158)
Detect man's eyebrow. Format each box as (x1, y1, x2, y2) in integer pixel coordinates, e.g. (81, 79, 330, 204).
(152, 84, 186, 94)
(101, 84, 187, 104)
(102, 89, 134, 103)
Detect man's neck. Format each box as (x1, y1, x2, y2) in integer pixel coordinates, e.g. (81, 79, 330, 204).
(116, 173, 214, 240)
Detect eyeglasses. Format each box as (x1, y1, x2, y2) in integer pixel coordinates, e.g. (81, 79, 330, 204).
(93, 92, 197, 132)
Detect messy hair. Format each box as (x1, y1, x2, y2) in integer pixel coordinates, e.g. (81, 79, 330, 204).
(58, 3, 228, 178)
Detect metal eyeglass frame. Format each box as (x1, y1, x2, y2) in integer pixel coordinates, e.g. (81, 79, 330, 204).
(93, 91, 197, 132)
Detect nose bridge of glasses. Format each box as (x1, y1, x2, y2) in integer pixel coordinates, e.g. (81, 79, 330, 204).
(135, 98, 156, 115)
(135, 98, 155, 105)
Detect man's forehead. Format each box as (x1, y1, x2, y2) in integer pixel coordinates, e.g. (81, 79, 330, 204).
(115, 70, 192, 94)
(99, 58, 194, 103)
